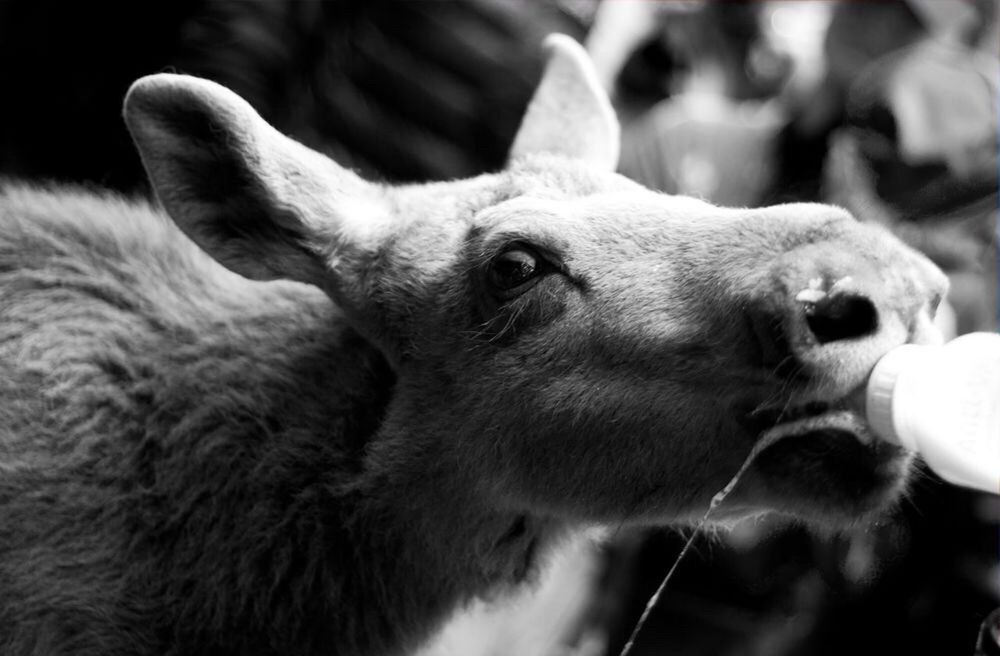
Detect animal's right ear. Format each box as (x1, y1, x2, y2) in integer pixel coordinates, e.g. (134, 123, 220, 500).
(508, 34, 620, 170)
(123, 74, 390, 288)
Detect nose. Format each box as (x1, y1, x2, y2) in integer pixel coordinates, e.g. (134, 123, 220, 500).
(750, 239, 948, 387)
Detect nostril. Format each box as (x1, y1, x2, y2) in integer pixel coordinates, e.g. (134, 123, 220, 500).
(805, 294, 878, 344)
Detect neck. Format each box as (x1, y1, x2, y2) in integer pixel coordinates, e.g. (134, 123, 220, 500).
(338, 428, 572, 656)
(148, 281, 571, 656)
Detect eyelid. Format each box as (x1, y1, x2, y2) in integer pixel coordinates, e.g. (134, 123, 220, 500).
(492, 239, 566, 275)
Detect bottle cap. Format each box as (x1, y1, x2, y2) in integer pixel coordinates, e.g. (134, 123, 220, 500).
(866, 344, 925, 449)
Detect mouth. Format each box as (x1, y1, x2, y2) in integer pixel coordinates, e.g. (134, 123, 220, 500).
(754, 403, 874, 449)
(736, 394, 912, 523)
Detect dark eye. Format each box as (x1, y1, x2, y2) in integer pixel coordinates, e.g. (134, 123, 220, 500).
(488, 247, 541, 295)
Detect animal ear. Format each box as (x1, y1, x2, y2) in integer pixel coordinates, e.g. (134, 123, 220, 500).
(123, 74, 388, 287)
(508, 34, 620, 170)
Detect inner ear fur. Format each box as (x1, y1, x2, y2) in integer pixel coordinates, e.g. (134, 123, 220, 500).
(124, 73, 384, 287)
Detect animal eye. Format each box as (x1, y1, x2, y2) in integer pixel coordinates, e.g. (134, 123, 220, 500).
(488, 247, 541, 295)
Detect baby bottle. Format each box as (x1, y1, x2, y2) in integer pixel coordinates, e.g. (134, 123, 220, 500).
(866, 332, 1000, 495)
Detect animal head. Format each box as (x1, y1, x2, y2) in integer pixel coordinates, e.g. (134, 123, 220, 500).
(124, 35, 946, 528)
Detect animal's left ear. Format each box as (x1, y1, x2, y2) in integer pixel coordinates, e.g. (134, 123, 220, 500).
(508, 34, 620, 170)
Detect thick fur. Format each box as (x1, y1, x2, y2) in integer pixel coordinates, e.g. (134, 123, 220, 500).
(0, 185, 395, 654)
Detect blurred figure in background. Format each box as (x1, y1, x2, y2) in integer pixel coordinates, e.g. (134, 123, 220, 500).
(824, 4, 998, 335)
(590, 1, 792, 207)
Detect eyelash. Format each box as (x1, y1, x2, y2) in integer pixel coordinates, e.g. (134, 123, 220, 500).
(487, 244, 546, 299)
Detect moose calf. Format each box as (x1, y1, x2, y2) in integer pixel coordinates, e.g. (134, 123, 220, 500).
(0, 35, 946, 656)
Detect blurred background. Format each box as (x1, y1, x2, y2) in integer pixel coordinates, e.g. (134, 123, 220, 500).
(0, 1, 996, 655)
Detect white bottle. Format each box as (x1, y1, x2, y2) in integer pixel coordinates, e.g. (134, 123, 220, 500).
(866, 332, 1000, 495)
